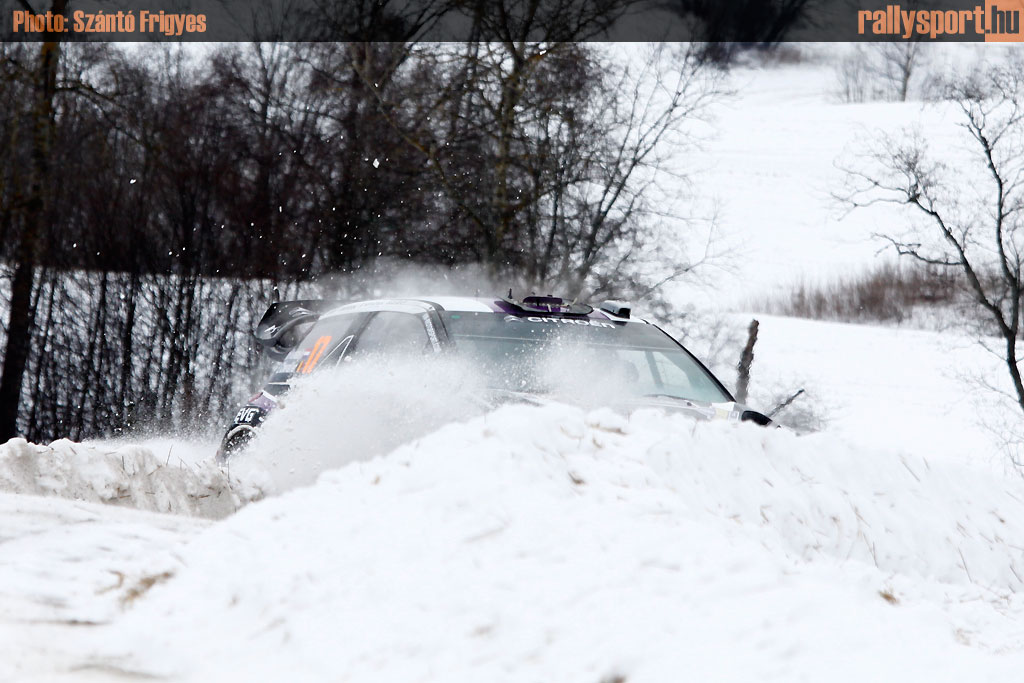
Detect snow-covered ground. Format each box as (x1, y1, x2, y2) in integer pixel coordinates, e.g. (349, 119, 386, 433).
(0, 494, 206, 681)
(7, 52, 1024, 681)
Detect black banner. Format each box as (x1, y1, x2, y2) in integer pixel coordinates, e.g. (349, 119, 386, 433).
(1, 0, 1022, 41)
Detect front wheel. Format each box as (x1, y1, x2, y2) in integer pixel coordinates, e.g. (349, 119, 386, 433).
(216, 425, 256, 463)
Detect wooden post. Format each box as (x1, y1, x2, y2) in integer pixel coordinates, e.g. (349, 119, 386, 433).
(735, 318, 758, 404)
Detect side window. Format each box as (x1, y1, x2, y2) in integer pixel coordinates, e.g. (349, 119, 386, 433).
(350, 312, 431, 359)
(610, 349, 657, 394)
(650, 352, 696, 394)
(647, 350, 718, 397)
(609, 348, 716, 397)
(280, 313, 361, 376)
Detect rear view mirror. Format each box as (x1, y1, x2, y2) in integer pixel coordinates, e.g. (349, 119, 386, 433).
(740, 409, 772, 426)
(253, 300, 337, 361)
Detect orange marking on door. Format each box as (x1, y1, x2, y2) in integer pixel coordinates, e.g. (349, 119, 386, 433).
(297, 335, 332, 374)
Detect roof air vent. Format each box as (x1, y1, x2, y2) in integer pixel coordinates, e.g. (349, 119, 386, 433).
(599, 300, 631, 319)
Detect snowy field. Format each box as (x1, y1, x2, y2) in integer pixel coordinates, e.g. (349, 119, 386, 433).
(743, 314, 1018, 469)
(6, 53, 1024, 681)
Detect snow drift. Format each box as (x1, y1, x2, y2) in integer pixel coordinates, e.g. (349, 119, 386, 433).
(87, 403, 1024, 682)
(0, 438, 265, 519)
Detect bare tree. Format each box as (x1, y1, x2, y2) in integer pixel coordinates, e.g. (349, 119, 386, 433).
(836, 42, 928, 103)
(875, 41, 927, 102)
(352, 39, 725, 300)
(838, 56, 1024, 415)
(835, 48, 872, 104)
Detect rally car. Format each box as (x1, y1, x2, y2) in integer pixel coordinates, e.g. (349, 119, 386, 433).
(217, 294, 771, 460)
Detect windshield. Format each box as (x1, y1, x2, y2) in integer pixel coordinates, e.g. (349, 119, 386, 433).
(440, 312, 732, 404)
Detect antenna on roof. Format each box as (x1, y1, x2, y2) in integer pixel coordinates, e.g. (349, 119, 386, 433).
(508, 288, 513, 298)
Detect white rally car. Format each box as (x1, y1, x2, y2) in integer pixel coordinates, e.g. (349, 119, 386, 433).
(218, 293, 771, 459)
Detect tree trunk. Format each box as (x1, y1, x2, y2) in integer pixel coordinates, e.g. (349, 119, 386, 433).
(0, 257, 38, 438)
(0, 6, 65, 441)
(116, 271, 139, 432)
(26, 270, 56, 438)
(1004, 332, 1024, 418)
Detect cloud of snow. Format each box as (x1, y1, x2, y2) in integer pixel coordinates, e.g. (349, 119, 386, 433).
(233, 357, 493, 492)
(316, 259, 507, 301)
(231, 344, 671, 494)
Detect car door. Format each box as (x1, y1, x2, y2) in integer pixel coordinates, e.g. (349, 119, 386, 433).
(267, 312, 366, 392)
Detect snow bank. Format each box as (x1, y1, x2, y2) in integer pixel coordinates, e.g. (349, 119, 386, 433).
(95, 404, 1024, 681)
(0, 438, 266, 519)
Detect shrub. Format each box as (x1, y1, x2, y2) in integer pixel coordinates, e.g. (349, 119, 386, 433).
(755, 261, 960, 324)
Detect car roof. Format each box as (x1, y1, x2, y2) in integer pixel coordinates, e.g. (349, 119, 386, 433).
(323, 296, 642, 323)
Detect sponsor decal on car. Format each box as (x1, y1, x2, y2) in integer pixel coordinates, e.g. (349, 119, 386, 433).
(503, 315, 615, 328)
(421, 313, 442, 352)
(234, 406, 263, 425)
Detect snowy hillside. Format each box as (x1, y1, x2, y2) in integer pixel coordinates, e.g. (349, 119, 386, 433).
(683, 57, 977, 306)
